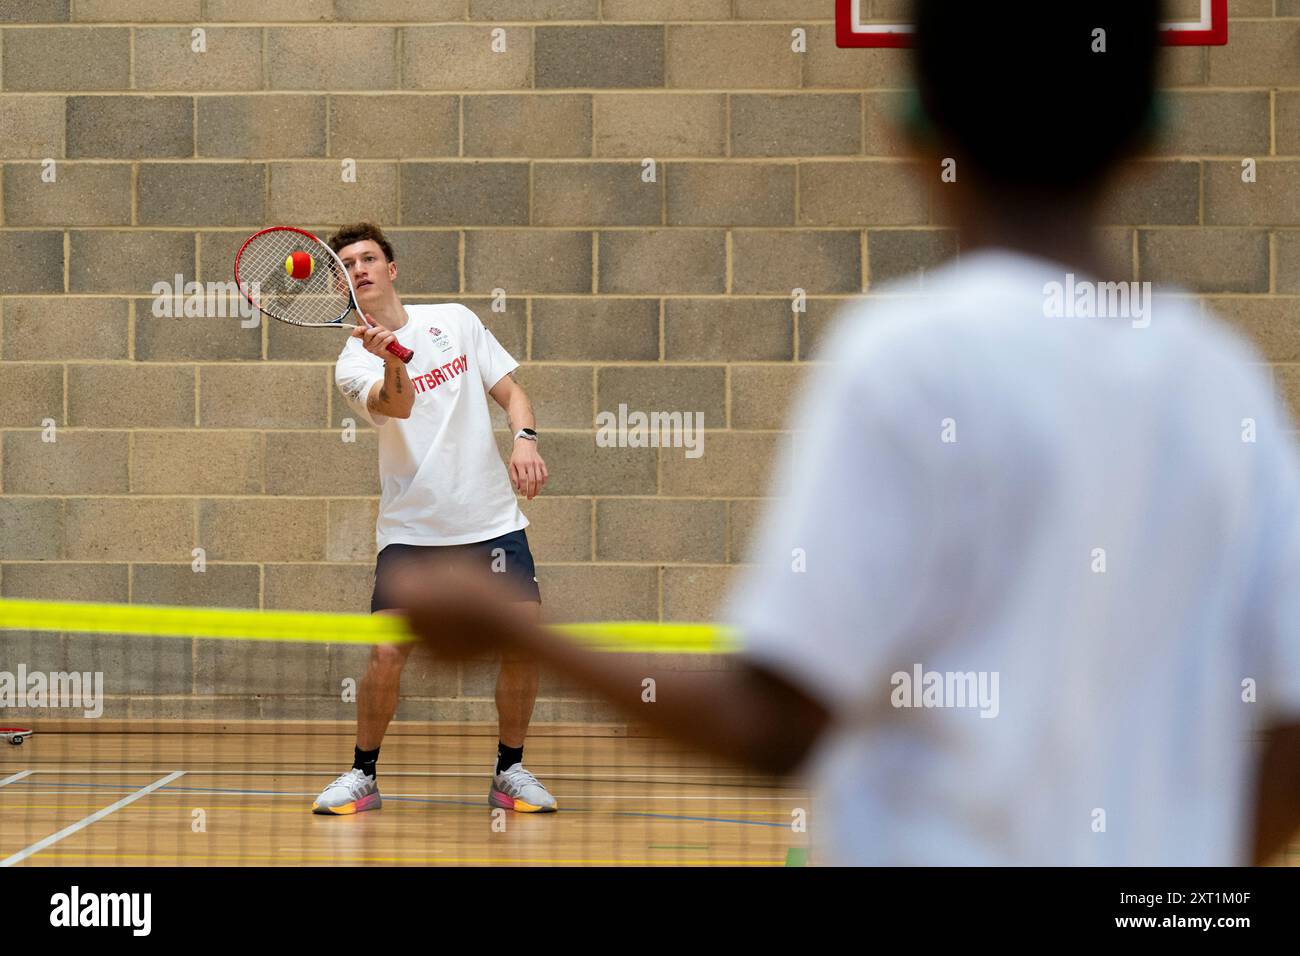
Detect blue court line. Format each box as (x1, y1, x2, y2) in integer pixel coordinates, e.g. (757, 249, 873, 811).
(619, 811, 788, 829)
(4, 779, 787, 828)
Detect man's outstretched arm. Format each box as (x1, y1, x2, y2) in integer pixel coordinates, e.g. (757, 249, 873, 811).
(395, 567, 830, 776)
(1252, 722, 1300, 865)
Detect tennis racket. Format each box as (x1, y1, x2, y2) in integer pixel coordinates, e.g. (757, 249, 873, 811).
(234, 226, 414, 364)
(1, 727, 32, 746)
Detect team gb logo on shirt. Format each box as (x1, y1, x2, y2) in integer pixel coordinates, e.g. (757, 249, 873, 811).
(429, 327, 454, 353)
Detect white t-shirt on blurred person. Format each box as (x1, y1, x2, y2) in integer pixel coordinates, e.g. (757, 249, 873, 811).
(727, 249, 1300, 865)
(334, 303, 527, 549)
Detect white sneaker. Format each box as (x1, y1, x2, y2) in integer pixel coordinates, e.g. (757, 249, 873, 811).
(489, 763, 557, 812)
(312, 768, 382, 815)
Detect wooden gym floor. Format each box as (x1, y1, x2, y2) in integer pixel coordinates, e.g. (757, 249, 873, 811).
(0, 725, 811, 867)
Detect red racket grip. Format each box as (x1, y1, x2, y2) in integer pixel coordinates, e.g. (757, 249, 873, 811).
(359, 313, 413, 364)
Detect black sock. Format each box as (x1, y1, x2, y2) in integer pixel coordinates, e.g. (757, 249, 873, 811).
(353, 746, 380, 779)
(496, 742, 523, 774)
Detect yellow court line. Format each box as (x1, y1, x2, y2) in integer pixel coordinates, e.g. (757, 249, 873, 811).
(11, 769, 771, 783)
(0, 597, 737, 654)
(5, 802, 795, 818)
(28, 850, 784, 866)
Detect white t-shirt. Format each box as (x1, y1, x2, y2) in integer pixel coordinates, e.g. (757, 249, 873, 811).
(334, 302, 527, 549)
(726, 249, 1300, 865)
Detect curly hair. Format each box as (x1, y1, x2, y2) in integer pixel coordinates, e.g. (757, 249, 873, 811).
(327, 222, 395, 262)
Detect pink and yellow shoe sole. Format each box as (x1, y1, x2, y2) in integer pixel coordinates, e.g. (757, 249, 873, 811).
(312, 792, 381, 815)
(489, 787, 557, 813)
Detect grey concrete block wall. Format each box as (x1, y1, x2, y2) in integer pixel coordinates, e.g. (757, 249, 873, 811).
(1, 3, 1297, 722)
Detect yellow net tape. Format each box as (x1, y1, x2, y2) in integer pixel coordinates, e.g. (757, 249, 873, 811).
(0, 597, 738, 655)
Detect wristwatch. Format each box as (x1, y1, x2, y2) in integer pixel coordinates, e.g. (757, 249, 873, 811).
(514, 428, 538, 442)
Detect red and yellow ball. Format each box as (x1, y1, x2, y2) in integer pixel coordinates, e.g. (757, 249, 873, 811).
(285, 251, 314, 281)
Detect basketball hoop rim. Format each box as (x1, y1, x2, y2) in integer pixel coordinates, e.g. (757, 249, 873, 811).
(835, 0, 1228, 48)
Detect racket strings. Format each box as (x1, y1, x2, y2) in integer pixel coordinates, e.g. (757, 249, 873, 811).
(236, 230, 352, 327)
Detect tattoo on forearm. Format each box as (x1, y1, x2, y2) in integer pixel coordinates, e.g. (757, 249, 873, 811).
(376, 363, 400, 406)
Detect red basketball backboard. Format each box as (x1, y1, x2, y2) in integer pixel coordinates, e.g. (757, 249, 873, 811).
(836, 0, 1228, 48)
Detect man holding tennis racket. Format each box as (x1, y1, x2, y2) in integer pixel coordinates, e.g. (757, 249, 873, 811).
(310, 222, 556, 815)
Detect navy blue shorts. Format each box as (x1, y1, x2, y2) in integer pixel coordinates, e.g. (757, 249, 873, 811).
(370, 529, 541, 613)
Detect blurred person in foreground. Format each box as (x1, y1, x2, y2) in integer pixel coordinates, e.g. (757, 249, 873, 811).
(391, 0, 1300, 865)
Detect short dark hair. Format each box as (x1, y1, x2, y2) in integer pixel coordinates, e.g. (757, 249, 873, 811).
(912, 0, 1162, 194)
(327, 222, 395, 262)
